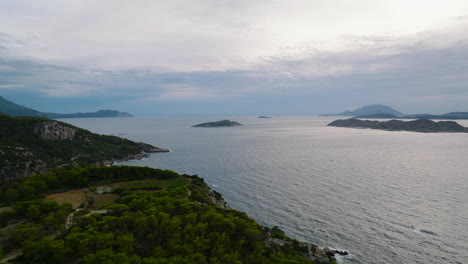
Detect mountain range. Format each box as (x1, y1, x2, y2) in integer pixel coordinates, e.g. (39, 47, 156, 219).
(323, 104, 468, 120)
(0, 96, 132, 118)
(322, 104, 404, 116)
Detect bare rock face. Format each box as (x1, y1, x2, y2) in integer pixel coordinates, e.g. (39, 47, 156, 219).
(33, 122, 77, 140)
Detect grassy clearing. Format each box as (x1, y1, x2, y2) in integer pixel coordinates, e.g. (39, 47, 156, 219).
(0, 207, 13, 213)
(44, 188, 87, 209)
(92, 194, 119, 209)
(113, 178, 189, 190)
(96, 186, 112, 194)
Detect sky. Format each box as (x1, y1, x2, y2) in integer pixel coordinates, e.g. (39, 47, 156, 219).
(1, 0, 468, 115)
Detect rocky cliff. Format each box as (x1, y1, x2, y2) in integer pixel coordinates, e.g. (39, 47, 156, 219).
(33, 122, 77, 140)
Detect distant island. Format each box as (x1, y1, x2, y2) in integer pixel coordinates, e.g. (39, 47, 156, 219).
(0, 96, 132, 118)
(257, 116, 271, 118)
(402, 112, 468, 120)
(321, 104, 468, 120)
(321, 104, 404, 117)
(328, 118, 468, 133)
(193, 119, 243, 127)
(43, 109, 133, 118)
(355, 112, 468, 120)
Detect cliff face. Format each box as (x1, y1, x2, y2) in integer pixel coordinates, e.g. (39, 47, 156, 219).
(33, 122, 77, 140)
(0, 146, 48, 182)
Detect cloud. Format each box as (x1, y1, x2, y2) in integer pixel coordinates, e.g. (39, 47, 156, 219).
(1, 1, 468, 114)
(0, 84, 23, 89)
(1, 0, 468, 71)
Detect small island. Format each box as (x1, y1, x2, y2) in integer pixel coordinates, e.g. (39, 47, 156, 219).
(328, 118, 468, 133)
(193, 119, 242, 127)
(257, 116, 271, 118)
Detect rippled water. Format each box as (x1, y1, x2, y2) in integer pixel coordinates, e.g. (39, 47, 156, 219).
(64, 116, 468, 264)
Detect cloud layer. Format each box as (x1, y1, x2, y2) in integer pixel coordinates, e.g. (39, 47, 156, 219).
(1, 1, 468, 115)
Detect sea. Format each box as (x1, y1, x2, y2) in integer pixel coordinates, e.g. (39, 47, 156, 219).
(62, 116, 468, 264)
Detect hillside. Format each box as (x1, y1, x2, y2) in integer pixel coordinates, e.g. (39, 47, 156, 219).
(0, 96, 43, 117)
(0, 166, 336, 264)
(0, 96, 132, 118)
(0, 115, 168, 183)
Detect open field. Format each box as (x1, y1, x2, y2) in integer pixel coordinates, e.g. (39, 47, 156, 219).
(92, 194, 119, 209)
(44, 188, 87, 209)
(112, 178, 189, 190)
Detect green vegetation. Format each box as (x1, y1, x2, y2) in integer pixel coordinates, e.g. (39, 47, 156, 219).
(0, 114, 148, 183)
(0, 166, 334, 264)
(117, 178, 189, 190)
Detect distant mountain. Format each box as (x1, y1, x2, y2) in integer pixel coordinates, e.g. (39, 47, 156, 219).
(43, 109, 133, 118)
(0, 96, 132, 118)
(0, 96, 44, 117)
(355, 113, 399, 119)
(339, 104, 404, 116)
(404, 112, 468, 120)
(356, 111, 468, 120)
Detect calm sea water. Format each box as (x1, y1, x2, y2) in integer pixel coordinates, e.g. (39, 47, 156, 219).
(63, 116, 468, 264)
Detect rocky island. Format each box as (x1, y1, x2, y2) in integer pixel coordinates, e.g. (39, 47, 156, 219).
(258, 116, 271, 118)
(328, 118, 468, 133)
(193, 119, 242, 127)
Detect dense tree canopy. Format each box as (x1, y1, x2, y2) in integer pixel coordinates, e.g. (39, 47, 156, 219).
(0, 166, 334, 264)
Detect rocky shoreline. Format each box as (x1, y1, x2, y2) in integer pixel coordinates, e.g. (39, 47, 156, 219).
(99, 142, 170, 166)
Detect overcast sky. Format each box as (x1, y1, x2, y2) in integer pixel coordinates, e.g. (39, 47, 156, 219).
(1, 0, 468, 115)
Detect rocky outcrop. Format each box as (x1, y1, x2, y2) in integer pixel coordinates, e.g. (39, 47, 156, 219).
(0, 145, 49, 183)
(322, 247, 349, 257)
(33, 122, 77, 140)
(193, 120, 242, 127)
(137, 142, 170, 152)
(328, 118, 468, 133)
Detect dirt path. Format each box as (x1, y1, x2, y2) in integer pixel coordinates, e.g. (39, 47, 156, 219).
(66, 209, 108, 229)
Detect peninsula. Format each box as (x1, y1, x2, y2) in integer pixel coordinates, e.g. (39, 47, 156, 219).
(328, 118, 468, 133)
(0, 114, 168, 183)
(0, 117, 335, 264)
(193, 119, 242, 127)
(0, 96, 132, 118)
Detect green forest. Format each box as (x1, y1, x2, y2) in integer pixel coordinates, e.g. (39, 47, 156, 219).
(0, 166, 335, 264)
(0, 115, 148, 183)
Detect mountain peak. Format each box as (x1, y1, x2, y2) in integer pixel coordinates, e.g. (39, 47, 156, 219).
(339, 104, 403, 116)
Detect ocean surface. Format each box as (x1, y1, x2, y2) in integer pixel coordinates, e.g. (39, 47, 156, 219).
(63, 116, 468, 264)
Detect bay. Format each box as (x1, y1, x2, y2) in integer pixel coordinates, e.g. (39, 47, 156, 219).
(63, 116, 468, 264)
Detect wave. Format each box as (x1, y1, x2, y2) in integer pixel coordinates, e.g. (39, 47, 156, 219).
(411, 225, 437, 235)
